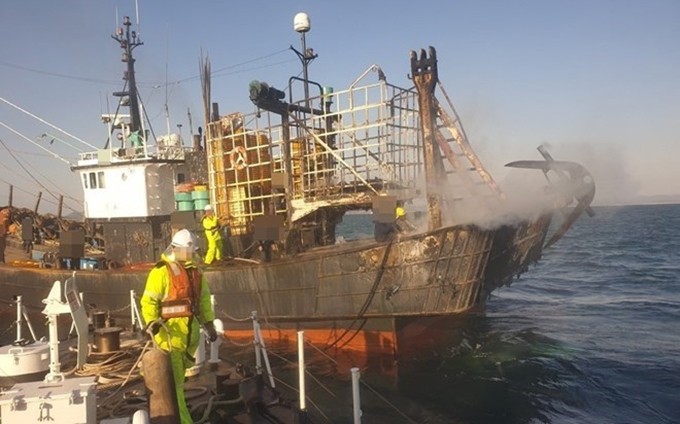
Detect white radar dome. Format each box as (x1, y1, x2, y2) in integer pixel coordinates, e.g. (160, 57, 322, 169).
(294, 13, 310, 33)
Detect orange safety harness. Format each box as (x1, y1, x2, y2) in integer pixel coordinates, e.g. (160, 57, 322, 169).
(159, 262, 202, 319)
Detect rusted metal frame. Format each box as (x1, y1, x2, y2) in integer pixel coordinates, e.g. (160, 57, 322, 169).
(411, 47, 444, 230)
(435, 102, 504, 198)
(289, 114, 379, 196)
(464, 231, 493, 308)
(457, 231, 484, 310)
(419, 230, 453, 313)
(433, 130, 481, 195)
(444, 229, 471, 311)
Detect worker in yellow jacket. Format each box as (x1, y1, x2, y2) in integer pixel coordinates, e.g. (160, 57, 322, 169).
(201, 204, 222, 264)
(141, 229, 218, 424)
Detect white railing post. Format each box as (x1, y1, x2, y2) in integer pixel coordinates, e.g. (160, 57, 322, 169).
(15, 295, 23, 341)
(351, 367, 362, 423)
(208, 296, 221, 367)
(297, 330, 306, 411)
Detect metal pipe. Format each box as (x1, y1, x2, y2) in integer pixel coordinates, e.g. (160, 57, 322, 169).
(301, 32, 310, 109)
(45, 313, 62, 382)
(130, 289, 136, 330)
(22, 305, 37, 341)
(257, 318, 276, 388)
(252, 311, 262, 375)
(15, 295, 22, 342)
(351, 367, 361, 423)
(297, 330, 306, 411)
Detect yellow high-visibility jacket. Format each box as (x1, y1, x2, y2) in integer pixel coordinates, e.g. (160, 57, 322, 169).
(202, 215, 222, 241)
(140, 258, 215, 354)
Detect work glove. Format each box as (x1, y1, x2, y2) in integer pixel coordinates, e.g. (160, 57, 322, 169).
(204, 321, 218, 342)
(148, 321, 162, 336)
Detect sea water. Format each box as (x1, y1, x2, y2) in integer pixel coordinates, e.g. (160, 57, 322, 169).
(249, 205, 680, 423)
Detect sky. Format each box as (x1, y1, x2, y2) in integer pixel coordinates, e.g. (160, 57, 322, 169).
(0, 0, 678, 215)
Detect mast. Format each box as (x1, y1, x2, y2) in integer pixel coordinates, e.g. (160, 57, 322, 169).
(411, 47, 443, 231)
(292, 13, 317, 108)
(112, 16, 143, 136)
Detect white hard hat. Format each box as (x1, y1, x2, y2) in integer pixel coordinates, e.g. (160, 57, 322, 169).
(204, 204, 212, 211)
(171, 229, 199, 251)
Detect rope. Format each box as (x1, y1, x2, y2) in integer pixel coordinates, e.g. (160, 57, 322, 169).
(269, 375, 331, 423)
(325, 238, 396, 350)
(262, 348, 336, 398)
(360, 379, 419, 424)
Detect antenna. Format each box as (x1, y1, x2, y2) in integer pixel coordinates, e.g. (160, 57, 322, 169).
(135, 0, 141, 40)
(187, 108, 194, 136)
(164, 24, 171, 137)
(292, 12, 317, 108)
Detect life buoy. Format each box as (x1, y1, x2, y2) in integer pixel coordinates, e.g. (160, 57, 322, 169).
(229, 146, 248, 170)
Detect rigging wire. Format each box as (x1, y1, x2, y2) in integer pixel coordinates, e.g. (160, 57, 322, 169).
(0, 137, 81, 214)
(0, 48, 293, 89)
(0, 60, 122, 85)
(0, 96, 97, 150)
(0, 156, 80, 206)
(0, 121, 72, 166)
(176, 48, 292, 83)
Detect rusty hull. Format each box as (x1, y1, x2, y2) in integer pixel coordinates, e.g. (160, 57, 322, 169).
(0, 215, 551, 324)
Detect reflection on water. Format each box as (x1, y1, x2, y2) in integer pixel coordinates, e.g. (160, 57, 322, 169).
(220, 314, 579, 423)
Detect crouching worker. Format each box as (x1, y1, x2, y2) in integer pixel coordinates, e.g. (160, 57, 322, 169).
(141, 229, 218, 424)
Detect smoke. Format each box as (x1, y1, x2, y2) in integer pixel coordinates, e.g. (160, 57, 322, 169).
(406, 146, 602, 232)
(533, 142, 639, 206)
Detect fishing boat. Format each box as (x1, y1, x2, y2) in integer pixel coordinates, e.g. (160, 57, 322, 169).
(0, 13, 595, 330)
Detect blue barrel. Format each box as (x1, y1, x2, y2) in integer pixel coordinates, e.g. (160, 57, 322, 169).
(194, 199, 210, 211)
(175, 192, 192, 202)
(191, 190, 209, 200)
(176, 201, 194, 211)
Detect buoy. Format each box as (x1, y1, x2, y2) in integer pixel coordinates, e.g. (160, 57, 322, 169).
(229, 146, 248, 170)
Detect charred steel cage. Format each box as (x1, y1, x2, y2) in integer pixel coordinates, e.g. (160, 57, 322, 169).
(205, 65, 501, 237)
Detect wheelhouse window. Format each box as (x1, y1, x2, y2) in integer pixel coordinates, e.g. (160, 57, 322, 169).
(89, 172, 97, 189)
(83, 171, 107, 189)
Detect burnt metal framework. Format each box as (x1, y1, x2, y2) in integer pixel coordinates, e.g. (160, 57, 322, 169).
(205, 53, 504, 239)
(205, 69, 423, 236)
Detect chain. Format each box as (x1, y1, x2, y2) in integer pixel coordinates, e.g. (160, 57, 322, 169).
(108, 303, 132, 314)
(220, 311, 252, 322)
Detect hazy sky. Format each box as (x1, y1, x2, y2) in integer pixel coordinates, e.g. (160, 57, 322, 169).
(1, 0, 678, 214)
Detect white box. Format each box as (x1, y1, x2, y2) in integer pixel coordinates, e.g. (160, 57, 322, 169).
(0, 376, 96, 423)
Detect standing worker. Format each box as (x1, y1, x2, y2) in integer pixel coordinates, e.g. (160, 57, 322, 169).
(0, 207, 9, 263)
(395, 200, 415, 233)
(201, 204, 222, 264)
(21, 215, 34, 254)
(140, 229, 218, 424)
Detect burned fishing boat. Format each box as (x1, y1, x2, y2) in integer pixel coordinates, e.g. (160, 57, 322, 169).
(0, 13, 595, 326)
